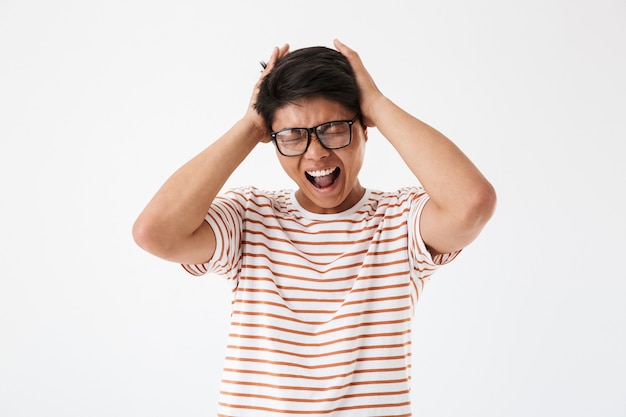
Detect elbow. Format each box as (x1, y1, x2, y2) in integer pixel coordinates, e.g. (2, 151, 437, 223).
(466, 181, 497, 230)
(132, 216, 153, 252)
(132, 214, 206, 263)
(132, 215, 168, 257)
(423, 181, 497, 255)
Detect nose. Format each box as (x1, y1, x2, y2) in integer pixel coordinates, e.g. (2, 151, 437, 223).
(304, 132, 329, 160)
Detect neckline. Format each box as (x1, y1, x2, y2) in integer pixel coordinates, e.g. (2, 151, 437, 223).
(289, 189, 372, 220)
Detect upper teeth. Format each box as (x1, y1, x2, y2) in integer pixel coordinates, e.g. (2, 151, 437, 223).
(307, 167, 337, 177)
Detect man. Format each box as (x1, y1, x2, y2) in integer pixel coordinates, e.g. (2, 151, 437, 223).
(133, 39, 496, 416)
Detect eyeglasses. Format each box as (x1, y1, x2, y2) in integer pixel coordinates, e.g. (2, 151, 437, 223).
(270, 114, 360, 157)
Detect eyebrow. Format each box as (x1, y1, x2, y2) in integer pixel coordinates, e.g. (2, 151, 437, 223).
(272, 115, 358, 132)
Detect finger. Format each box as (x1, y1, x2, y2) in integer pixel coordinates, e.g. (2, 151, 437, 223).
(278, 43, 290, 59)
(261, 46, 279, 74)
(333, 38, 355, 56)
(334, 39, 365, 69)
(263, 43, 289, 74)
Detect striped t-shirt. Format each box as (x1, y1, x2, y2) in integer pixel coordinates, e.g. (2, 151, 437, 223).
(183, 186, 458, 416)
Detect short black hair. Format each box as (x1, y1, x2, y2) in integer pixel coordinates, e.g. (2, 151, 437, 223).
(254, 46, 360, 132)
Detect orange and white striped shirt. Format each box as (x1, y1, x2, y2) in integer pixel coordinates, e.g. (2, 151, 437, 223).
(183, 186, 458, 416)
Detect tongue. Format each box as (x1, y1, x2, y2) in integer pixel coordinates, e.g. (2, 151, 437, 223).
(314, 173, 335, 188)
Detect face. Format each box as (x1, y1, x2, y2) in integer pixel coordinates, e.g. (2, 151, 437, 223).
(272, 97, 368, 214)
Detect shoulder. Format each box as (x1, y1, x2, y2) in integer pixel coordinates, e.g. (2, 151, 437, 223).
(221, 186, 294, 215)
(370, 186, 428, 209)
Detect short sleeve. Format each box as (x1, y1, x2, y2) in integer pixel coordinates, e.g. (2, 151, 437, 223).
(406, 188, 461, 282)
(181, 187, 250, 279)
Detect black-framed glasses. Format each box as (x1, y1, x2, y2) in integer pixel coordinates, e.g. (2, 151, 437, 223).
(270, 114, 360, 157)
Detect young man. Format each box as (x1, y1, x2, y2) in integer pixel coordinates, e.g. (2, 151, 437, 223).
(133, 39, 496, 416)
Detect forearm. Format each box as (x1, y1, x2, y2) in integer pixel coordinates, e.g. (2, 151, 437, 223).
(374, 97, 491, 203)
(132, 117, 261, 258)
(372, 96, 496, 250)
(334, 39, 493, 216)
(133, 43, 290, 262)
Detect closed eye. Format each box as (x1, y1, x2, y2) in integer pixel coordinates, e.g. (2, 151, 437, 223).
(275, 129, 306, 141)
(318, 121, 350, 135)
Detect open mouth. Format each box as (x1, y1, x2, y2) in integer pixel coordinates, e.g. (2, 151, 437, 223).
(305, 167, 340, 189)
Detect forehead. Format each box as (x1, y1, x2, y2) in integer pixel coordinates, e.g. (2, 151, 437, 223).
(272, 97, 353, 130)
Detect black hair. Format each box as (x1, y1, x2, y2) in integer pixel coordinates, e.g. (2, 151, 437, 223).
(254, 46, 360, 131)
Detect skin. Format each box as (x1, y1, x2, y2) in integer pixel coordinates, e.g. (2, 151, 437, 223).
(333, 39, 496, 255)
(132, 39, 496, 265)
(271, 97, 368, 214)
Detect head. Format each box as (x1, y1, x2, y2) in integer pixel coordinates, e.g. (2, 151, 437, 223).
(255, 47, 368, 214)
(254, 46, 361, 130)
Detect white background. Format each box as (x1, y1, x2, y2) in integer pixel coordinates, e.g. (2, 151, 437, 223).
(1, 0, 625, 416)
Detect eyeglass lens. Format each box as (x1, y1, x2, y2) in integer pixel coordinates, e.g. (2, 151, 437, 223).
(273, 119, 354, 156)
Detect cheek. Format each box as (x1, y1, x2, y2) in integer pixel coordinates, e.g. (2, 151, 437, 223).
(347, 140, 367, 173)
(277, 154, 301, 179)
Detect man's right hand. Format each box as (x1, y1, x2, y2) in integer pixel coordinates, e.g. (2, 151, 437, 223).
(245, 43, 290, 143)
